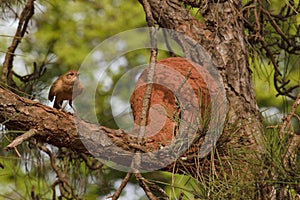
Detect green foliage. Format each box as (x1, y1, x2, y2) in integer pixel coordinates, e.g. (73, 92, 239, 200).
(157, 126, 299, 199)
(0, 142, 52, 199)
(30, 0, 145, 74)
(260, 127, 300, 199)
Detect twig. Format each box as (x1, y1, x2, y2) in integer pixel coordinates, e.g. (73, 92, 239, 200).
(148, 184, 168, 199)
(133, 0, 158, 178)
(135, 173, 158, 200)
(129, 4, 158, 198)
(138, 39, 157, 136)
(37, 143, 79, 200)
(13, 147, 22, 158)
(279, 92, 300, 138)
(138, 0, 158, 139)
(80, 153, 103, 170)
(253, 0, 261, 40)
(176, 68, 191, 96)
(1, 0, 35, 86)
(5, 129, 38, 150)
(280, 92, 300, 169)
(108, 172, 132, 200)
(261, 7, 294, 49)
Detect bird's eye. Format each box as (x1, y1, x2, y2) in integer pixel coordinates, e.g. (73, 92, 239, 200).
(70, 72, 74, 76)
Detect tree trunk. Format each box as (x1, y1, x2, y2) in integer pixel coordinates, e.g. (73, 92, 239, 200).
(138, 0, 262, 145)
(138, 0, 263, 181)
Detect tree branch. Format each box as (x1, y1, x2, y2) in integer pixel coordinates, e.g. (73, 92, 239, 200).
(135, 172, 158, 200)
(1, 0, 34, 87)
(109, 172, 132, 200)
(5, 128, 38, 150)
(0, 85, 187, 172)
(37, 143, 79, 199)
(279, 92, 300, 138)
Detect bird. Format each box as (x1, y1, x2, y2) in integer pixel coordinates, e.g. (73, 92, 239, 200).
(48, 70, 84, 110)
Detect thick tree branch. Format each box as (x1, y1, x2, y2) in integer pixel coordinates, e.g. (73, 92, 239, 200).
(0, 85, 131, 161)
(0, 86, 195, 172)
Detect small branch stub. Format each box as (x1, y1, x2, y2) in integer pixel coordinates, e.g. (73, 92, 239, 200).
(5, 129, 38, 150)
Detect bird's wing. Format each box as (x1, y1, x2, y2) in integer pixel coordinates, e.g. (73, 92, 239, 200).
(48, 80, 58, 101)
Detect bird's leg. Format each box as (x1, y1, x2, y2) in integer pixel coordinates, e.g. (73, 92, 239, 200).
(68, 100, 77, 113)
(53, 99, 63, 110)
(61, 102, 67, 111)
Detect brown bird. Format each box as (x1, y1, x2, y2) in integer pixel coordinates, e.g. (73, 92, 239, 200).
(48, 70, 84, 109)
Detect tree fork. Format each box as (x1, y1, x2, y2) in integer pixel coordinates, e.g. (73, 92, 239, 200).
(137, 0, 263, 146)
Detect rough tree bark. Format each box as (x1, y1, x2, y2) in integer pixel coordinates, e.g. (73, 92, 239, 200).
(134, 0, 264, 182)
(138, 0, 262, 144)
(0, 84, 199, 171)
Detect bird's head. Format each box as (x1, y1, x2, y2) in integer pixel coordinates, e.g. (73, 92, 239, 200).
(64, 70, 80, 81)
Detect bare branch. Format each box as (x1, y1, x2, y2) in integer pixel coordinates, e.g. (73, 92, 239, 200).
(5, 129, 38, 150)
(135, 173, 158, 200)
(138, 0, 158, 139)
(1, 0, 34, 87)
(243, 0, 300, 99)
(109, 172, 132, 200)
(279, 92, 300, 138)
(37, 142, 80, 200)
(80, 153, 104, 170)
